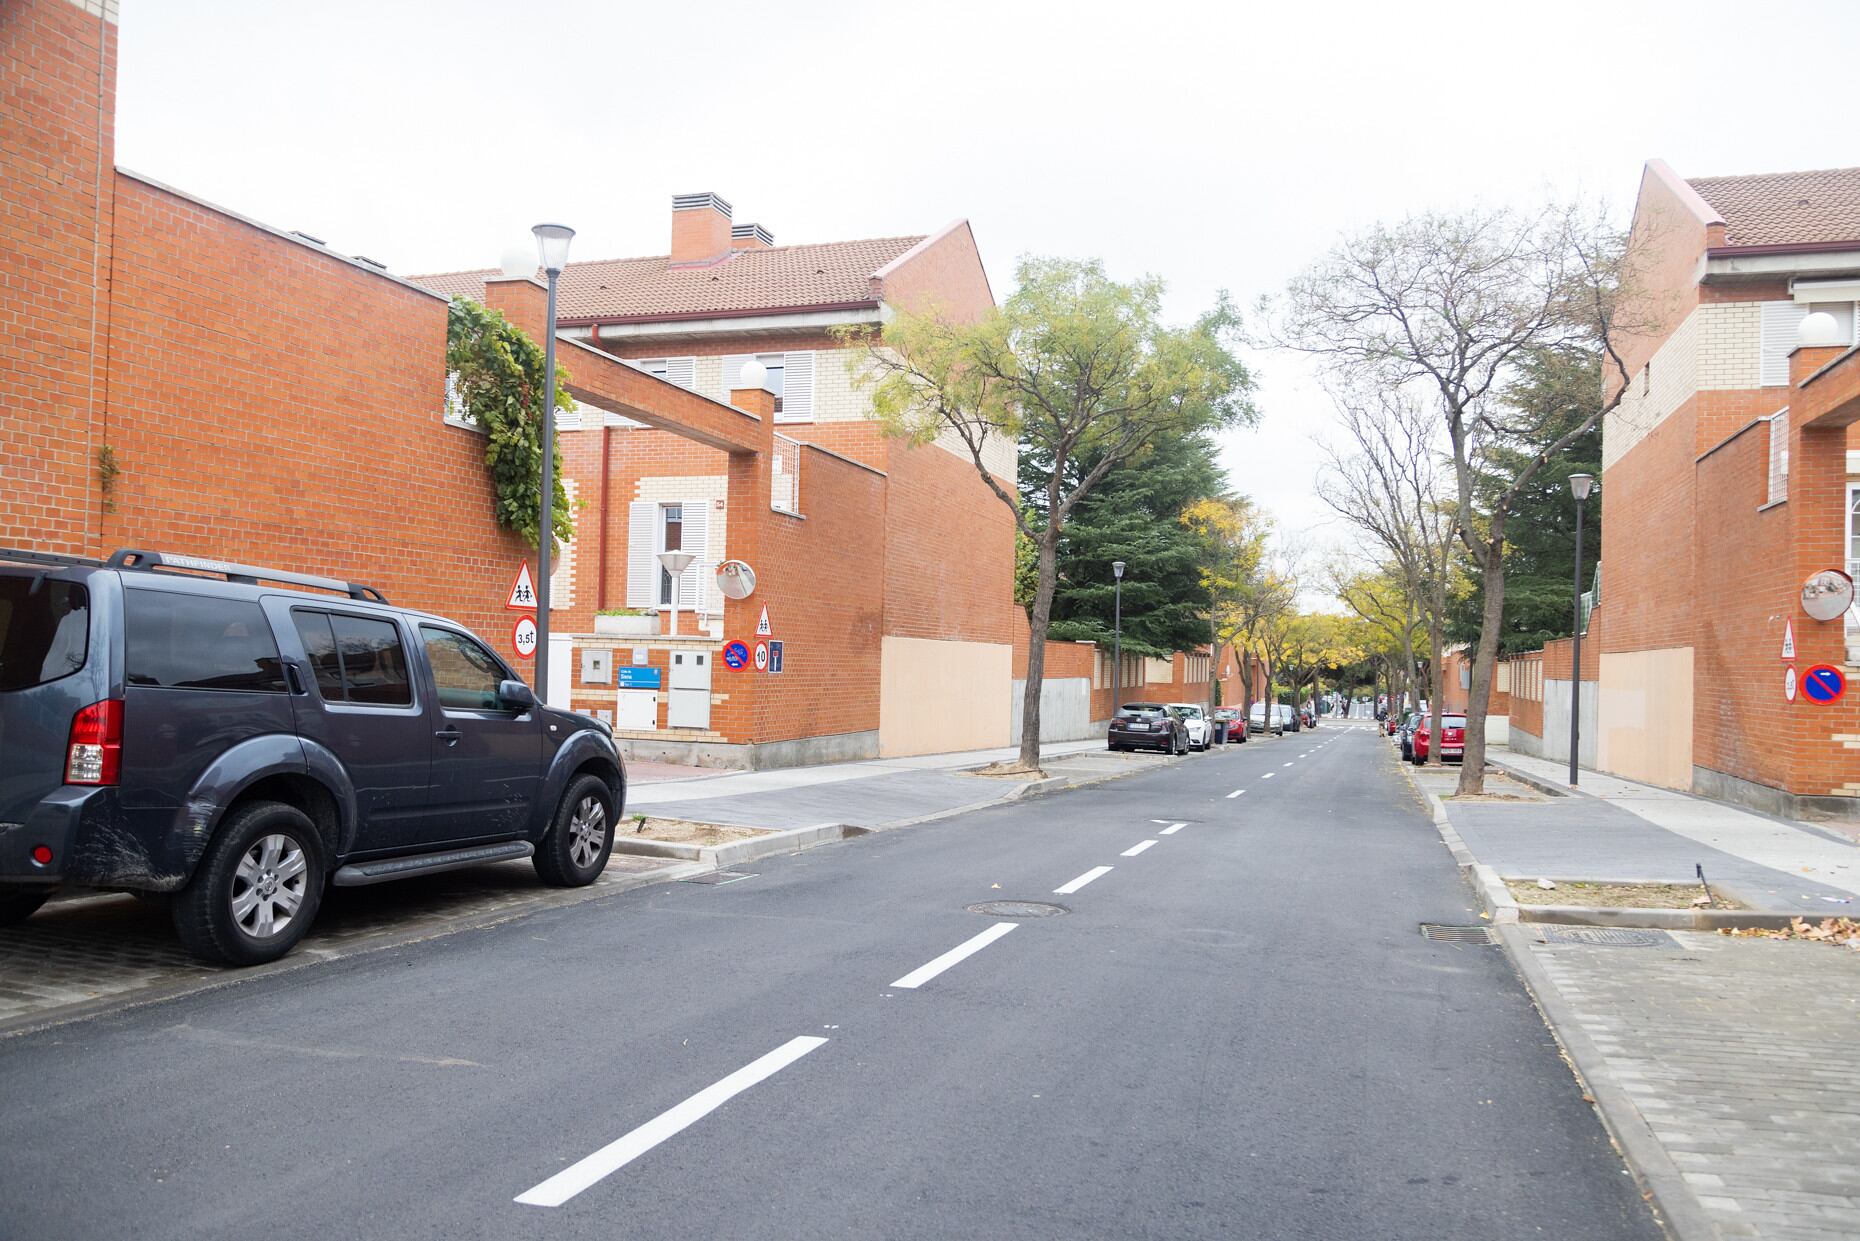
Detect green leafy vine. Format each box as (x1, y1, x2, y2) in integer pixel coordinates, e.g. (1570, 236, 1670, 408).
(445, 297, 574, 547)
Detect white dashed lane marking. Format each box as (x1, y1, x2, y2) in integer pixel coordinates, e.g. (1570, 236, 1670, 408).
(1122, 840, 1158, 857)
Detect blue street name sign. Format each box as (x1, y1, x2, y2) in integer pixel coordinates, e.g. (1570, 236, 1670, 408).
(616, 666, 661, 690)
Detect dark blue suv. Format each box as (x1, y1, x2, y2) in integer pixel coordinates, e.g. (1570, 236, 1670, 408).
(0, 548, 625, 964)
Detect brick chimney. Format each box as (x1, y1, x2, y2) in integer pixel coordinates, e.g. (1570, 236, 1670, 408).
(731, 222, 774, 251)
(670, 192, 732, 265)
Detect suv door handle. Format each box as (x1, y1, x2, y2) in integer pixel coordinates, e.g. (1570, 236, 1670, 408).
(434, 726, 462, 745)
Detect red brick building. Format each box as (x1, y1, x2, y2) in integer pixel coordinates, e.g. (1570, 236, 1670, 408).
(416, 195, 1017, 766)
(1570, 160, 1860, 816)
(5, 0, 1018, 770)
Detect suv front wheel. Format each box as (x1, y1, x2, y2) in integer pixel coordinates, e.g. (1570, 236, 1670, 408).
(534, 774, 615, 887)
(172, 800, 325, 965)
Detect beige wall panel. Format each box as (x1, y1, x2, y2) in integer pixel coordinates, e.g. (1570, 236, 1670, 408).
(880, 636, 1011, 757)
(1598, 648, 1694, 789)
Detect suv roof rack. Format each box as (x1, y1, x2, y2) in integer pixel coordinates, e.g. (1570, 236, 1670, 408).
(106, 549, 389, 603)
(0, 546, 107, 570)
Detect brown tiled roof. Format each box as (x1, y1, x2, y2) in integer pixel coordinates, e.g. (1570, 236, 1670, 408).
(1688, 167, 1860, 248)
(413, 235, 925, 321)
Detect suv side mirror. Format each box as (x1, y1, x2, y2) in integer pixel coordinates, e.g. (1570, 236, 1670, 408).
(498, 679, 536, 712)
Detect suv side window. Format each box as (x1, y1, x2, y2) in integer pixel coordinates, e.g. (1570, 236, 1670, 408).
(289, 609, 412, 706)
(125, 591, 285, 693)
(419, 626, 508, 710)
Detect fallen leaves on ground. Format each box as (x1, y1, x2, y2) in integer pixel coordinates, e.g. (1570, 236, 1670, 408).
(1719, 917, 1860, 950)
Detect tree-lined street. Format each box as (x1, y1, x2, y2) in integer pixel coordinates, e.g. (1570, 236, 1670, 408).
(0, 729, 1662, 1240)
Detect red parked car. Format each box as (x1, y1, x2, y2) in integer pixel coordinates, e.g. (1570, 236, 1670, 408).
(1411, 713, 1467, 764)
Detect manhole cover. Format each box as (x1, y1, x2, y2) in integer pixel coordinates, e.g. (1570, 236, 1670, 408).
(967, 900, 1068, 919)
(1419, 923, 1496, 944)
(682, 870, 756, 886)
(1540, 926, 1674, 948)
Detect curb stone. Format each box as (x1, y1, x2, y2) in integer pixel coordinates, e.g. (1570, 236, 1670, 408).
(1497, 923, 1719, 1241)
(1403, 759, 1725, 1241)
(612, 821, 860, 866)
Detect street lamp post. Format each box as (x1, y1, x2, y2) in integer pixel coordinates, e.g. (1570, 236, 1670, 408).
(1111, 561, 1126, 717)
(531, 222, 574, 702)
(1568, 472, 1595, 786)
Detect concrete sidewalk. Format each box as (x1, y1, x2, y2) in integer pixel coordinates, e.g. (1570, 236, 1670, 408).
(624, 738, 1176, 830)
(1479, 750, 1860, 910)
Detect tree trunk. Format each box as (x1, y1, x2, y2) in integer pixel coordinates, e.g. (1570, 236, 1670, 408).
(1426, 613, 1445, 767)
(1209, 614, 1220, 708)
(1456, 538, 1506, 795)
(1018, 531, 1061, 771)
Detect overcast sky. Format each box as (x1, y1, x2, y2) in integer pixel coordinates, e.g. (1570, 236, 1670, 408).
(116, 0, 1859, 600)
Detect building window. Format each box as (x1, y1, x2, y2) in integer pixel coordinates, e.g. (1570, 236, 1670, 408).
(658, 504, 683, 606)
(637, 357, 696, 390)
(1766, 409, 1789, 506)
(760, 355, 786, 415)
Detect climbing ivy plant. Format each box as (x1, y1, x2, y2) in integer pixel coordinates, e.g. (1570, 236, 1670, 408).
(445, 297, 574, 547)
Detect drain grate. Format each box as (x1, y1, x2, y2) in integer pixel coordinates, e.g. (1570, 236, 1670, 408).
(967, 900, 1069, 919)
(1419, 923, 1496, 944)
(682, 870, 757, 886)
(1540, 926, 1674, 948)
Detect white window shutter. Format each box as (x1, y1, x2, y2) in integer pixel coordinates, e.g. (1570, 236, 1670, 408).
(666, 357, 696, 390)
(779, 351, 814, 422)
(626, 501, 656, 608)
(720, 354, 755, 399)
(1759, 301, 1811, 387)
(678, 503, 712, 610)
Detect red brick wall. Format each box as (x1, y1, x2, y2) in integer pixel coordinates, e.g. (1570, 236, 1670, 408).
(744, 445, 886, 743)
(1610, 163, 1710, 403)
(882, 439, 1016, 645)
(877, 222, 996, 323)
(96, 175, 531, 647)
(1, 0, 116, 555)
(1599, 401, 1698, 656)
(1506, 652, 1545, 741)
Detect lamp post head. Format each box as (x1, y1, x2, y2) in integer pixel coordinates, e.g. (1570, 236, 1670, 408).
(531, 223, 575, 276)
(1569, 473, 1596, 502)
(1112, 560, 1126, 580)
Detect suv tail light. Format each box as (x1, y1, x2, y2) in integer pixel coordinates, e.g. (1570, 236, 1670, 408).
(67, 699, 124, 785)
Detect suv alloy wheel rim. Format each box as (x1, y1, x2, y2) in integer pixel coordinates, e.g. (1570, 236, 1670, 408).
(231, 833, 308, 939)
(568, 796, 607, 870)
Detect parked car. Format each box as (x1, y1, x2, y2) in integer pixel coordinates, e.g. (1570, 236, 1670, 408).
(0, 546, 626, 965)
(1108, 702, 1190, 754)
(1276, 703, 1299, 733)
(1248, 701, 1282, 737)
(1211, 706, 1246, 743)
(1412, 713, 1468, 764)
(1397, 711, 1423, 760)
(1167, 703, 1212, 752)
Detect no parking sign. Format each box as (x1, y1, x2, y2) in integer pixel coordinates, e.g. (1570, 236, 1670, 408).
(1802, 664, 1846, 705)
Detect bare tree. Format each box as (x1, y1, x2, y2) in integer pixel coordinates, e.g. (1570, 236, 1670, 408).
(1278, 204, 1641, 792)
(1318, 383, 1457, 764)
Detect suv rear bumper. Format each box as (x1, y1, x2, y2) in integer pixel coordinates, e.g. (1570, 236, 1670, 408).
(0, 787, 124, 887)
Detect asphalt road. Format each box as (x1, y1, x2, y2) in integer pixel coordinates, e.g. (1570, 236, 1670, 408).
(0, 724, 1662, 1240)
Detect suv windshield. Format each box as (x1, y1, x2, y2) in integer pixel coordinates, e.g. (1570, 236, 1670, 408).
(0, 576, 89, 691)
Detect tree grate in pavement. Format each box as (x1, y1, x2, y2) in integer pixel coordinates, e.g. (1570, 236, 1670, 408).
(1419, 923, 1497, 944)
(1539, 926, 1675, 949)
(966, 900, 1068, 919)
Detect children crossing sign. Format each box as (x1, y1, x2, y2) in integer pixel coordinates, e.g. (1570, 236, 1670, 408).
(506, 561, 537, 611)
(756, 606, 772, 636)
(1781, 620, 1795, 661)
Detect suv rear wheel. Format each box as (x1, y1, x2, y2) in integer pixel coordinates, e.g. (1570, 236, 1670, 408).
(534, 774, 614, 887)
(172, 800, 324, 965)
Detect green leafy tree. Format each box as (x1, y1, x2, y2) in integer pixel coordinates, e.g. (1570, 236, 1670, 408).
(1181, 494, 1271, 706)
(447, 298, 573, 547)
(1031, 429, 1224, 657)
(1447, 346, 1603, 654)
(842, 257, 1255, 770)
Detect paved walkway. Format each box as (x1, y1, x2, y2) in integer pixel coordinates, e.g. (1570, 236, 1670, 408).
(1433, 751, 1860, 914)
(627, 738, 1161, 830)
(1514, 927, 1860, 1241)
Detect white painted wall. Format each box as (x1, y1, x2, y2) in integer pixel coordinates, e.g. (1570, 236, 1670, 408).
(1009, 676, 1096, 744)
(1540, 679, 1598, 769)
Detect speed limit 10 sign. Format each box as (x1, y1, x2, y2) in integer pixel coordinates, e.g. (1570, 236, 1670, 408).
(511, 614, 538, 659)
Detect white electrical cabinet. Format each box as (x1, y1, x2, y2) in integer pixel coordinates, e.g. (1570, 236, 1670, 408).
(667, 650, 712, 729)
